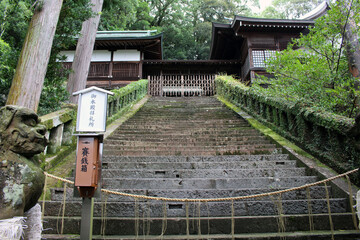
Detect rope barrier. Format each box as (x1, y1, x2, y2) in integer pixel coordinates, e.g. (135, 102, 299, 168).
(44, 168, 358, 203)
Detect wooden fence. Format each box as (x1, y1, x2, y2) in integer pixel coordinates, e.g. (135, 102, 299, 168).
(148, 74, 216, 96)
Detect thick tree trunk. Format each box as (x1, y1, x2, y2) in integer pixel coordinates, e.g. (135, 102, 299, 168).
(6, 0, 63, 113)
(344, 19, 360, 78)
(66, 0, 104, 103)
(342, 0, 360, 78)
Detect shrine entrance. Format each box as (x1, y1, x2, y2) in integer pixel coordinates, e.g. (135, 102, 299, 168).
(147, 74, 216, 96)
(143, 60, 240, 97)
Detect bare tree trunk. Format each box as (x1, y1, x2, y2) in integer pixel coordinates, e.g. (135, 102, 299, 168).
(342, 0, 360, 78)
(66, 0, 104, 103)
(6, 0, 63, 113)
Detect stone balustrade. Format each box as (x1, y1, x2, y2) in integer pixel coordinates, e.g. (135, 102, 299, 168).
(40, 105, 76, 155)
(215, 76, 360, 185)
(39, 80, 148, 166)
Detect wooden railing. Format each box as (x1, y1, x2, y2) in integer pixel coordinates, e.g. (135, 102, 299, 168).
(88, 62, 110, 77)
(148, 74, 216, 96)
(62, 62, 141, 88)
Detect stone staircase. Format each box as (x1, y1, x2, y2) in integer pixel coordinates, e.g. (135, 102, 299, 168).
(42, 97, 359, 239)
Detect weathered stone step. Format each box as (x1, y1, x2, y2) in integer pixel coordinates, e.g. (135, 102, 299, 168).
(104, 139, 271, 147)
(101, 168, 306, 179)
(104, 144, 277, 152)
(102, 176, 318, 189)
(42, 198, 347, 217)
(102, 159, 296, 170)
(41, 213, 356, 235)
(107, 134, 268, 141)
(51, 186, 332, 202)
(109, 130, 265, 137)
(102, 155, 291, 163)
(119, 119, 248, 124)
(112, 128, 259, 135)
(118, 123, 250, 129)
(107, 135, 268, 142)
(102, 148, 281, 156)
(41, 231, 360, 240)
(124, 119, 247, 125)
(126, 111, 239, 116)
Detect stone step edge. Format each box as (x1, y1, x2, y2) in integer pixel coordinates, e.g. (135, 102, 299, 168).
(42, 198, 347, 204)
(42, 212, 355, 220)
(42, 230, 360, 240)
(102, 154, 290, 159)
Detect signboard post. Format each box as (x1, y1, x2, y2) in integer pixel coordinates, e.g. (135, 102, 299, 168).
(73, 86, 113, 240)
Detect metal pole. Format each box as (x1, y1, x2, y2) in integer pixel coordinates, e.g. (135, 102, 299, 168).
(80, 197, 94, 240)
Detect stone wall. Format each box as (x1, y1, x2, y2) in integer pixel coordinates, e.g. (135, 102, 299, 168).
(215, 76, 360, 185)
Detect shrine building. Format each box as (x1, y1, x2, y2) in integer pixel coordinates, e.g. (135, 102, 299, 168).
(60, 2, 329, 88)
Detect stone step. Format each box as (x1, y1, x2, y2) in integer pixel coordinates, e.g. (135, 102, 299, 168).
(104, 144, 277, 152)
(123, 119, 248, 125)
(102, 155, 291, 163)
(101, 159, 296, 170)
(41, 213, 356, 235)
(103, 148, 282, 156)
(111, 128, 260, 135)
(50, 186, 332, 202)
(43, 97, 358, 238)
(42, 198, 347, 217)
(117, 114, 242, 118)
(117, 125, 252, 130)
(104, 139, 271, 147)
(101, 168, 306, 179)
(101, 176, 318, 189)
(118, 121, 251, 127)
(106, 135, 268, 141)
(107, 135, 268, 142)
(41, 230, 360, 240)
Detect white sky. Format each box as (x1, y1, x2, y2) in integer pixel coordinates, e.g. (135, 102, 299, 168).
(256, 0, 273, 13)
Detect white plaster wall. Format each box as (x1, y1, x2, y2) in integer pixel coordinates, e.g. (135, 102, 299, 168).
(59, 49, 140, 62)
(114, 50, 140, 61)
(91, 50, 111, 62)
(59, 51, 75, 62)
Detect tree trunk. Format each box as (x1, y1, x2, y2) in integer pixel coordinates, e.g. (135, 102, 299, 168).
(342, 0, 360, 78)
(66, 0, 104, 104)
(6, 0, 63, 113)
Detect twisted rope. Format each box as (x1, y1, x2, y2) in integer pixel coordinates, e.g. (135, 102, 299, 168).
(44, 168, 358, 203)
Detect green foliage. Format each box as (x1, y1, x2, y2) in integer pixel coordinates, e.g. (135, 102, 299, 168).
(99, 0, 152, 30)
(0, 0, 93, 114)
(99, 0, 258, 60)
(107, 79, 148, 124)
(253, 0, 360, 118)
(260, 0, 323, 19)
(0, 38, 12, 104)
(0, 0, 33, 106)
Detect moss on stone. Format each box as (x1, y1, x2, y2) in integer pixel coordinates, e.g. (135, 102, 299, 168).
(217, 95, 333, 170)
(216, 76, 360, 185)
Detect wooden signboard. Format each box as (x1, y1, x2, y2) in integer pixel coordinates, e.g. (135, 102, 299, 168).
(75, 137, 100, 188)
(73, 86, 114, 133)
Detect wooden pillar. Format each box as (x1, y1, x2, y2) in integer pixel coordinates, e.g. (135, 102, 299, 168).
(139, 52, 143, 79)
(109, 51, 114, 87)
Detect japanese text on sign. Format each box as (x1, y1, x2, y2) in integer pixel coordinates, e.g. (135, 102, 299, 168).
(77, 90, 107, 132)
(89, 94, 96, 127)
(81, 147, 89, 172)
